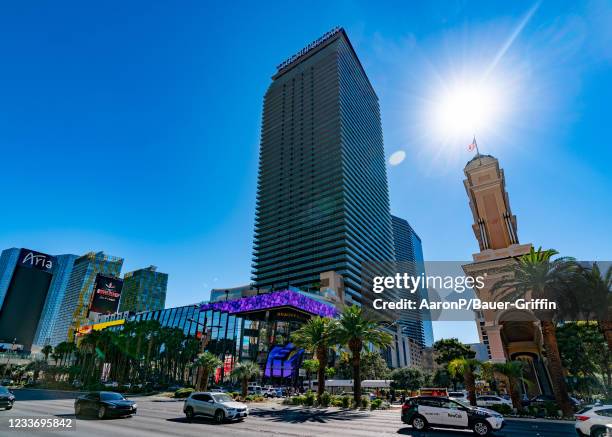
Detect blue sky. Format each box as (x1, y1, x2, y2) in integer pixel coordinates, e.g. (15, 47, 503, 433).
(1, 1, 610, 343)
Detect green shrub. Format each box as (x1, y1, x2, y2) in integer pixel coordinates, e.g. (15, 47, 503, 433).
(331, 395, 344, 407)
(320, 391, 331, 407)
(489, 404, 513, 415)
(543, 401, 560, 417)
(291, 395, 306, 405)
(174, 387, 195, 398)
(341, 396, 351, 408)
(370, 398, 383, 410)
(360, 396, 369, 409)
(304, 390, 315, 406)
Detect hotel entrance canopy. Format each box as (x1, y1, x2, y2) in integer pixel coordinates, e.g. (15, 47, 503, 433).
(198, 289, 337, 320)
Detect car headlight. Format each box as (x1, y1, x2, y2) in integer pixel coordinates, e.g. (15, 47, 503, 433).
(132, 404, 138, 409)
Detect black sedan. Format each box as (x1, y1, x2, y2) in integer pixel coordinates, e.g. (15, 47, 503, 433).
(74, 392, 137, 419)
(0, 386, 15, 410)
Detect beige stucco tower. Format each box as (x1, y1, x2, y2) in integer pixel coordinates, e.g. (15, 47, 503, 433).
(461, 154, 550, 395)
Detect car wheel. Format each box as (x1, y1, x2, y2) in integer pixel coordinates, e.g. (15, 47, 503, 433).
(592, 428, 607, 437)
(5, 405, 12, 411)
(214, 409, 225, 424)
(75, 403, 81, 416)
(185, 406, 194, 421)
(472, 420, 491, 436)
(410, 415, 428, 431)
(98, 406, 106, 420)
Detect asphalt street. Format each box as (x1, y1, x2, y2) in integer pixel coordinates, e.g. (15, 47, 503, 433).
(0, 389, 577, 437)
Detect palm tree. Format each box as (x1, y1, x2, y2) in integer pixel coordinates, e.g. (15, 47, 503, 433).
(491, 247, 576, 417)
(41, 345, 53, 363)
(231, 361, 260, 398)
(192, 352, 222, 391)
(291, 316, 334, 402)
(448, 358, 480, 406)
(331, 305, 392, 407)
(493, 361, 528, 411)
(579, 263, 612, 350)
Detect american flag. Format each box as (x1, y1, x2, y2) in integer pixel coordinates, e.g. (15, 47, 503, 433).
(468, 136, 478, 152)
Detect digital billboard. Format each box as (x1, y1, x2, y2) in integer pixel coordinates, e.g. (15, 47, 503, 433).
(89, 274, 123, 315)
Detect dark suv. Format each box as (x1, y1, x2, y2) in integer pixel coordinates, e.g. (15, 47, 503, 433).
(402, 396, 504, 436)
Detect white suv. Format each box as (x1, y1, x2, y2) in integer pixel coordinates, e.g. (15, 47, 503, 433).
(575, 405, 612, 437)
(184, 392, 248, 423)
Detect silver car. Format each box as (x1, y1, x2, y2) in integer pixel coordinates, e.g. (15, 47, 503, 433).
(183, 392, 248, 423)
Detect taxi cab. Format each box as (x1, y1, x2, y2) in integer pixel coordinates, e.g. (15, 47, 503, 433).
(402, 395, 504, 436)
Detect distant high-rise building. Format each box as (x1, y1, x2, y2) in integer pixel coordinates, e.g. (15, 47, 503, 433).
(0, 248, 57, 351)
(391, 215, 434, 347)
(50, 251, 123, 345)
(252, 28, 395, 304)
(32, 254, 78, 347)
(119, 266, 167, 312)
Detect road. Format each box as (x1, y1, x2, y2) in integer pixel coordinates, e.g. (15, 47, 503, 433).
(0, 389, 577, 436)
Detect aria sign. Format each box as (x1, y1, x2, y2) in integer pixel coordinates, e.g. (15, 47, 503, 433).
(276, 26, 342, 72)
(18, 249, 55, 273)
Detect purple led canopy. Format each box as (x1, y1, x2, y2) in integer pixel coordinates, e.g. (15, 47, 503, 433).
(199, 289, 337, 318)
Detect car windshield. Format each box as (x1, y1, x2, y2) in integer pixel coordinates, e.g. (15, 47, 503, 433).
(0, 387, 8, 394)
(453, 399, 471, 408)
(212, 394, 233, 403)
(101, 392, 125, 401)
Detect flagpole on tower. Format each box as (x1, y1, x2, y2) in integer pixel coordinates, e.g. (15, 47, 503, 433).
(468, 135, 482, 165)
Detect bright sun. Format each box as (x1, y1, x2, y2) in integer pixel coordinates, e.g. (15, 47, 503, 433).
(430, 79, 505, 141)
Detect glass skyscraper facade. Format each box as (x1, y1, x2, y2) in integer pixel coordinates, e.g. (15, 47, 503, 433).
(0, 248, 20, 311)
(119, 265, 168, 313)
(252, 28, 395, 305)
(32, 253, 78, 347)
(50, 251, 123, 346)
(391, 215, 434, 347)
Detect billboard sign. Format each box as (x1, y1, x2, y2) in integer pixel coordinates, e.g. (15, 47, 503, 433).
(89, 274, 123, 315)
(17, 248, 55, 274)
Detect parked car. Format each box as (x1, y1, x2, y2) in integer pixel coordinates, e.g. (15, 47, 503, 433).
(184, 391, 248, 423)
(524, 394, 581, 409)
(0, 386, 15, 410)
(476, 395, 513, 408)
(448, 391, 469, 402)
(74, 391, 137, 419)
(262, 388, 278, 398)
(248, 386, 262, 395)
(575, 405, 612, 437)
(103, 381, 119, 388)
(402, 396, 504, 436)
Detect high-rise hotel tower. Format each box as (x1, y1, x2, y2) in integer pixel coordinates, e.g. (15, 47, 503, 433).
(252, 28, 396, 305)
